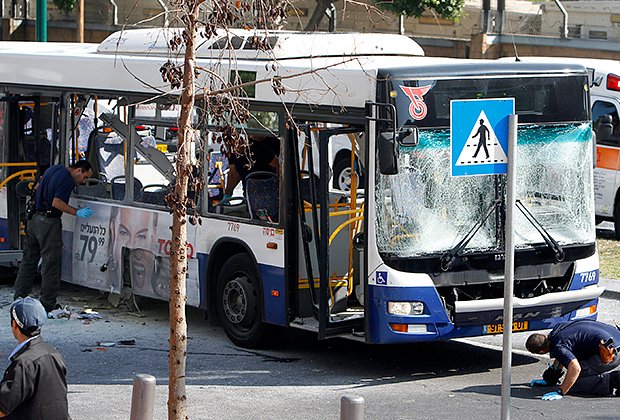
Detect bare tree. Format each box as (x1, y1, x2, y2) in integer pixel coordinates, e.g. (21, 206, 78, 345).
(162, 2, 202, 419)
(159, 1, 287, 418)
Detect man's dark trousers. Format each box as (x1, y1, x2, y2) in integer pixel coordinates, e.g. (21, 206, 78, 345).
(14, 213, 62, 312)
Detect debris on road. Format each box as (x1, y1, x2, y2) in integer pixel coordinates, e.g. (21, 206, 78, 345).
(77, 309, 103, 320)
(48, 307, 71, 319)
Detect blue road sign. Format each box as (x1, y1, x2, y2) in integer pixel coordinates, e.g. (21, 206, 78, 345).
(450, 98, 515, 177)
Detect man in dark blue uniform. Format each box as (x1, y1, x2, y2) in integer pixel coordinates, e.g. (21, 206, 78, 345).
(0, 297, 69, 419)
(14, 160, 93, 313)
(526, 319, 620, 400)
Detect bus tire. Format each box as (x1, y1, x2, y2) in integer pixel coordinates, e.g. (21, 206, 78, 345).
(332, 156, 363, 191)
(216, 254, 274, 348)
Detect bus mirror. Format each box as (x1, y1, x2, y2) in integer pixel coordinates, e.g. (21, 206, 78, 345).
(378, 132, 398, 175)
(398, 126, 419, 146)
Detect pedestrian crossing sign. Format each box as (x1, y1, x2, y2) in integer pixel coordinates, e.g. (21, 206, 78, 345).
(450, 98, 515, 177)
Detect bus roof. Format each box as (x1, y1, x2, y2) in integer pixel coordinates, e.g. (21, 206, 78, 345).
(0, 30, 591, 110)
(498, 56, 620, 74)
(97, 28, 426, 60)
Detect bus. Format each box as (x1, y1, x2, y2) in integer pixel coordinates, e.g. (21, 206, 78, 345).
(0, 29, 603, 348)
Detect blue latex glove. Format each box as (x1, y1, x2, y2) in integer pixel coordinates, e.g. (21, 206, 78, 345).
(541, 391, 563, 401)
(221, 194, 232, 204)
(530, 379, 547, 387)
(76, 207, 93, 218)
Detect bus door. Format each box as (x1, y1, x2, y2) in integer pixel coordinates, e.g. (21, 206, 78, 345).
(0, 95, 58, 264)
(291, 124, 365, 339)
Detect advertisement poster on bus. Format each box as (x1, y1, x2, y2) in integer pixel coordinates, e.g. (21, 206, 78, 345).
(70, 201, 199, 306)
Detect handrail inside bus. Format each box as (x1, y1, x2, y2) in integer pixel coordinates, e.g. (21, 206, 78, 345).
(0, 162, 38, 167)
(0, 169, 37, 190)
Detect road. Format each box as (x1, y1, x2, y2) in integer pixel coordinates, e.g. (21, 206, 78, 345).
(0, 281, 617, 420)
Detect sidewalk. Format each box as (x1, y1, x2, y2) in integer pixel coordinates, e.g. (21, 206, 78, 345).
(599, 277, 620, 300)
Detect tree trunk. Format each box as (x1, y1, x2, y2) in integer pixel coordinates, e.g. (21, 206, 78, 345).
(304, 0, 332, 31)
(168, 5, 200, 420)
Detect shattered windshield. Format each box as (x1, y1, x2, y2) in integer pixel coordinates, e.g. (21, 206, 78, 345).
(375, 123, 594, 258)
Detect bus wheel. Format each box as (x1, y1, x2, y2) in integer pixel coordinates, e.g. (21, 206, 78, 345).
(332, 156, 363, 191)
(216, 254, 272, 348)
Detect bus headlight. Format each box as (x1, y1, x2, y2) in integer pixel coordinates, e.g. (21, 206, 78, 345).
(387, 301, 424, 315)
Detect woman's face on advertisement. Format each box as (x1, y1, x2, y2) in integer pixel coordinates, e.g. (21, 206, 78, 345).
(117, 209, 154, 250)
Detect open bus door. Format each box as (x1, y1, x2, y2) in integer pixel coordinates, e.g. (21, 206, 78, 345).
(291, 124, 366, 340)
(0, 95, 58, 265)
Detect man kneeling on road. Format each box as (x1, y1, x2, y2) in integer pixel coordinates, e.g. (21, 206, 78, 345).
(0, 297, 69, 419)
(526, 318, 620, 400)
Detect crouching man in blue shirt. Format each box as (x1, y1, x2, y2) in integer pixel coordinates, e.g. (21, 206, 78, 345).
(526, 319, 620, 400)
(0, 297, 69, 419)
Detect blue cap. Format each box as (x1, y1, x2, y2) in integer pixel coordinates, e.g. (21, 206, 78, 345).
(11, 297, 47, 332)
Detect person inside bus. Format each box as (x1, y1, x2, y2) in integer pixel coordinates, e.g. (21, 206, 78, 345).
(223, 134, 280, 200)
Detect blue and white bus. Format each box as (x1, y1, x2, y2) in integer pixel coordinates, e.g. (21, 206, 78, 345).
(0, 28, 603, 347)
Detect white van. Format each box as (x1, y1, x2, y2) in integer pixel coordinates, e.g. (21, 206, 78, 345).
(500, 57, 620, 237)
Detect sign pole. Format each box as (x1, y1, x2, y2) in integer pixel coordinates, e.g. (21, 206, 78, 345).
(500, 114, 518, 420)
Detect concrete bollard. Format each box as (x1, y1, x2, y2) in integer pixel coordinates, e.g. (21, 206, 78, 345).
(130, 373, 156, 420)
(340, 395, 365, 420)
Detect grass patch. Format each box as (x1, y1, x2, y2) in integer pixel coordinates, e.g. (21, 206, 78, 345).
(597, 235, 620, 280)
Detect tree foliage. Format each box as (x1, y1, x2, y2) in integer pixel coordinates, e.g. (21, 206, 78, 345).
(374, 0, 465, 20)
(53, 0, 76, 13)
(305, 0, 465, 31)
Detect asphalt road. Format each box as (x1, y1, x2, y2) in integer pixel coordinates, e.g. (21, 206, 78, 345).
(0, 280, 617, 420)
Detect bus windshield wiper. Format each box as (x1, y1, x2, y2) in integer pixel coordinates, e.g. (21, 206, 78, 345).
(440, 199, 501, 271)
(515, 200, 565, 262)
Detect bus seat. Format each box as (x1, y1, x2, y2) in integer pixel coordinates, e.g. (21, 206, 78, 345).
(15, 179, 36, 199)
(245, 171, 279, 222)
(596, 114, 614, 141)
(111, 176, 143, 201)
(76, 178, 108, 198)
(96, 134, 125, 180)
(139, 184, 169, 206)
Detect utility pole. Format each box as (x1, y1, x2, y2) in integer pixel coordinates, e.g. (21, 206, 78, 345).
(35, 0, 47, 41)
(77, 0, 84, 42)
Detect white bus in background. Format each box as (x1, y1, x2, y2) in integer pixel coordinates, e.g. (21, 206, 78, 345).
(0, 29, 603, 348)
(499, 57, 620, 237)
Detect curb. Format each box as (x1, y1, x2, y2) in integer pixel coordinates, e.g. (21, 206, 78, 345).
(602, 289, 620, 301)
(599, 278, 620, 301)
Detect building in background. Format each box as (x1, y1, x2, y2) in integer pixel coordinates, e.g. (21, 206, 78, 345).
(1, 0, 619, 58)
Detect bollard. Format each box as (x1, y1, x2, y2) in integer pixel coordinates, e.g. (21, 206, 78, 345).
(129, 373, 156, 420)
(340, 395, 364, 420)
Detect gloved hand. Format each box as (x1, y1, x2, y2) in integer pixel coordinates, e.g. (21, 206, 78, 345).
(76, 207, 93, 218)
(529, 379, 548, 387)
(221, 194, 232, 203)
(541, 391, 563, 401)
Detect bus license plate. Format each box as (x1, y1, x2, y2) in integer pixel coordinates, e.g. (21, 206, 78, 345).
(484, 321, 529, 334)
